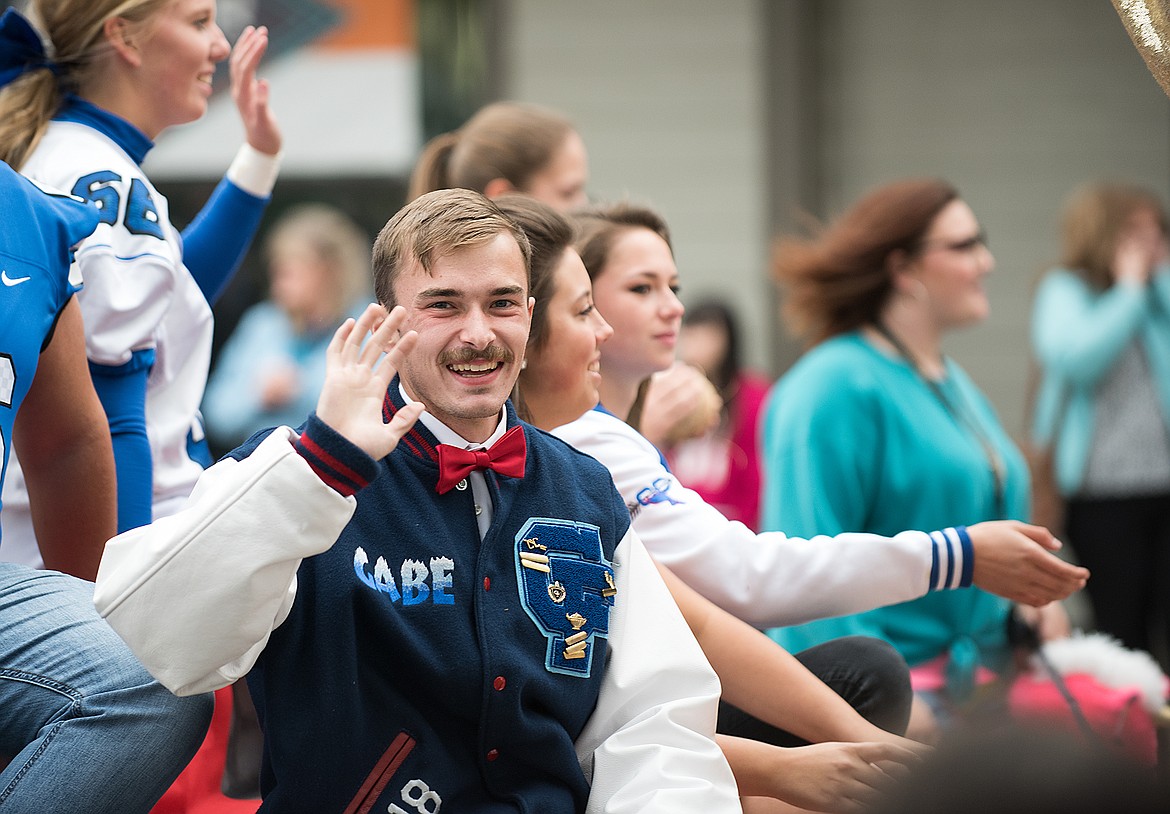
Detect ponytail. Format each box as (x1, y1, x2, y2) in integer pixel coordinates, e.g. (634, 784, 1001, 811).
(0, 1, 172, 169)
(407, 131, 458, 201)
(0, 8, 62, 169)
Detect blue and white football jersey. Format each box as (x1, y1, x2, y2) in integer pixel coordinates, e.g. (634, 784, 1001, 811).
(4, 103, 215, 526)
(0, 161, 99, 532)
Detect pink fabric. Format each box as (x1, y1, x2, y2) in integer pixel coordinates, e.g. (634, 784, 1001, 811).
(908, 653, 998, 693)
(667, 372, 770, 530)
(1008, 673, 1159, 765)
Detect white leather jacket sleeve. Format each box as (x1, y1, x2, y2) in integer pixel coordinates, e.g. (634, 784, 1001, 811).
(93, 427, 356, 696)
(576, 529, 742, 813)
(553, 410, 944, 628)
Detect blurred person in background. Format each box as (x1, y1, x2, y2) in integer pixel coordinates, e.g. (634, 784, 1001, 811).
(1030, 182, 1170, 670)
(669, 299, 771, 530)
(557, 199, 1085, 749)
(204, 204, 371, 452)
(503, 194, 924, 814)
(764, 179, 1072, 741)
(410, 99, 721, 450)
(409, 99, 588, 211)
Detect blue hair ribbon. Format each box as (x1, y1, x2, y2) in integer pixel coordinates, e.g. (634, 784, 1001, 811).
(0, 8, 56, 90)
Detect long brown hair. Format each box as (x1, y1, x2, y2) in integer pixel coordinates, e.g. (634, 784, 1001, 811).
(493, 195, 577, 423)
(773, 178, 958, 345)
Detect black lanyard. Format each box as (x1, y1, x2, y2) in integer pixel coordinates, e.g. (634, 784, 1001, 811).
(873, 322, 1008, 520)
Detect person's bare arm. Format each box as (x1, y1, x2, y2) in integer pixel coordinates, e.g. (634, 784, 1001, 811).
(657, 561, 919, 747)
(14, 297, 115, 580)
(674, 565, 925, 813)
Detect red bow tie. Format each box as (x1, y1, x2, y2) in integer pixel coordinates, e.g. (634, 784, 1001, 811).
(435, 425, 527, 494)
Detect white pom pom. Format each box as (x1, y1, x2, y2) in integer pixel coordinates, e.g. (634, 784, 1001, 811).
(1035, 631, 1168, 714)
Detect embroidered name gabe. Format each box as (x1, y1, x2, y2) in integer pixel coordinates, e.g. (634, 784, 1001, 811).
(353, 547, 455, 606)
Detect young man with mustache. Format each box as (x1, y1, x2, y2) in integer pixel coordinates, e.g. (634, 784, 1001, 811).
(94, 189, 740, 813)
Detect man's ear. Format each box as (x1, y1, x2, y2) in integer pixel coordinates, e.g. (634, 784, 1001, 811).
(483, 177, 517, 200)
(103, 17, 142, 68)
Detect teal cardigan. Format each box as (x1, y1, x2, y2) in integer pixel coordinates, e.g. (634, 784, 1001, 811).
(761, 333, 1028, 696)
(1030, 266, 1170, 496)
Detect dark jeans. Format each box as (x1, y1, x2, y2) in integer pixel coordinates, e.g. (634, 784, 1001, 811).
(717, 635, 912, 745)
(1066, 490, 1170, 669)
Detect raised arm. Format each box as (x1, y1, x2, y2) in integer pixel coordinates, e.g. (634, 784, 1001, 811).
(95, 305, 423, 693)
(14, 297, 115, 580)
(182, 25, 281, 303)
(1031, 268, 1148, 387)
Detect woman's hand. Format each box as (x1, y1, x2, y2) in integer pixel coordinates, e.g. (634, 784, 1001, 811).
(967, 520, 1089, 606)
(230, 25, 282, 156)
(1113, 227, 1160, 287)
(721, 735, 924, 813)
(638, 362, 722, 448)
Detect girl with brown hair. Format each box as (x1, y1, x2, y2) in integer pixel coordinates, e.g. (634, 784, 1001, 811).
(408, 100, 588, 211)
(503, 194, 923, 813)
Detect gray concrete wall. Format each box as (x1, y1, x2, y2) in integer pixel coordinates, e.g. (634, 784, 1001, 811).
(498, 0, 1170, 435)
(501, 0, 772, 372)
(806, 0, 1170, 435)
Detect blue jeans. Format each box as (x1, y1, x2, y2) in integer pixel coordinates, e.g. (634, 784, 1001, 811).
(0, 563, 213, 813)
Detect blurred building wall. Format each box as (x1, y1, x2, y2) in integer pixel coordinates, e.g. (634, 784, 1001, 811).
(500, 0, 1170, 436)
(501, 0, 772, 374)
(147, 0, 420, 178)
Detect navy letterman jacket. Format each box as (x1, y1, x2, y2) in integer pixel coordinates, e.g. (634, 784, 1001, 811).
(95, 384, 741, 813)
(233, 385, 629, 811)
